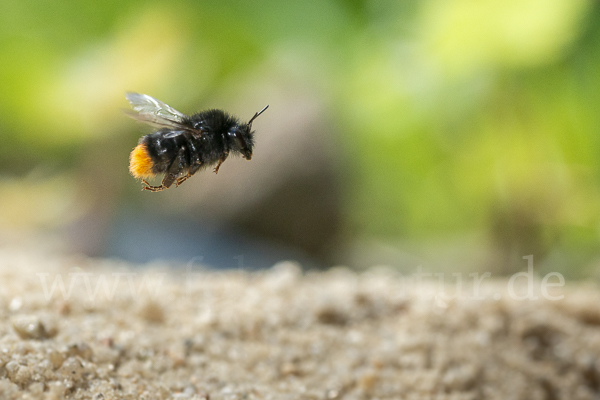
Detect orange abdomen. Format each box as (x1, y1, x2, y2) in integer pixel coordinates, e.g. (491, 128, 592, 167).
(129, 143, 156, 178)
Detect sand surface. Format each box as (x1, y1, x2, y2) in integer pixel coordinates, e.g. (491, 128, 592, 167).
(0, 251, 599, 399)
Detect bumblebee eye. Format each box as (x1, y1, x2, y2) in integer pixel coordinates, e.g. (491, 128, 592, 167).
(228, 130, 244, 148)
(235, 133, 245, 148)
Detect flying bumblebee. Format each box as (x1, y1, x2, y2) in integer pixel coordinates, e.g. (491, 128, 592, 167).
(126, 92, 268, 192)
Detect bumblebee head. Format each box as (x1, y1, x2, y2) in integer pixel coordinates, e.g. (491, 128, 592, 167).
(228, 105, 268, 161)
(228, 124, 254, 160)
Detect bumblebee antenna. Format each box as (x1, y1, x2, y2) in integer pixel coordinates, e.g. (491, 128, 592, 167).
(248, 105, 269, 127)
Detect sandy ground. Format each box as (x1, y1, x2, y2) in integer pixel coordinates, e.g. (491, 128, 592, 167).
(0, 251, 599, 400)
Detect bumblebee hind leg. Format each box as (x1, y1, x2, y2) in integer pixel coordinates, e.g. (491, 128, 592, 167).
(141, 179, 167, 192)
(142, 148, 186, 192)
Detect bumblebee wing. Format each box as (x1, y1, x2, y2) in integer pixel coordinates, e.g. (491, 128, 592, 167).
(162, 130, 187, 139)
(125, 92, 190, 130)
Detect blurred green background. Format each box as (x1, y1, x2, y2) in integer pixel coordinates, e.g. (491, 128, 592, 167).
(1, 0, 599, 277)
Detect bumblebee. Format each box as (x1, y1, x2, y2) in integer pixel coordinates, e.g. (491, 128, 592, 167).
(126, 92, 268, 191)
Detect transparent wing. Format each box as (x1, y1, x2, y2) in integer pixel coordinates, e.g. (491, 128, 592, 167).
(162, 130, 187, 139)
(125, 92, 190, 130)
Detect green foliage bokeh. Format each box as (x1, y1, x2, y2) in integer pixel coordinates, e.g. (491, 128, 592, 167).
(1, 0, 599, 275)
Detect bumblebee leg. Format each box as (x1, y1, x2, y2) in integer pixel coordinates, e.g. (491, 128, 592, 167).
(161, 148, 187, 189)
(141, 179, 167, 192)
(213, 153, 229, 174)
(176, 162, 202, 187)
(175, 176, 188, 187)
(177, 135, 202, 186)
(141, 148, 186, 192)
